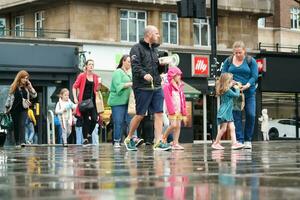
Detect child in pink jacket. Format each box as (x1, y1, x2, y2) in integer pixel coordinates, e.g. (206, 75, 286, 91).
(162, 66, 187, 150)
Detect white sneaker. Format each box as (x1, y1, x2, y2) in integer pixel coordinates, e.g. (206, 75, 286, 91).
(244, 141, 252, 149)
(114, 142, 121, 148)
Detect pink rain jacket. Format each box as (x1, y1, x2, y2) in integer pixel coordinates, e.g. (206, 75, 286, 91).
(163, 67, 187, 116)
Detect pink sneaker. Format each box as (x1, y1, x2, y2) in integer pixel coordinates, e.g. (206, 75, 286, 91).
(172, 144, 184, 150)
(211, 142, 225, 150)
(231, 142, 244, 150)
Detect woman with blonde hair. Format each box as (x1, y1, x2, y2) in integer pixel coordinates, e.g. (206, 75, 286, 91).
(222, 41, 258, 149)
(5, 70, 37, 147)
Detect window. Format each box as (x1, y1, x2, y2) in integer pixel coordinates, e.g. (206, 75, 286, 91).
(258, 18, 266, 28)
(15, 16, 24, 37)
(290, 8, 300, 30)
(0, 18, 6, 36)
(120, 10, 146, 42)
(35, 11, 45, 37)
(193, 18, 210, 46)
(162, 12, 178, 44)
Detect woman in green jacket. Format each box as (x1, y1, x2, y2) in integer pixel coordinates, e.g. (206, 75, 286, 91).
(108, 55, 143, 148)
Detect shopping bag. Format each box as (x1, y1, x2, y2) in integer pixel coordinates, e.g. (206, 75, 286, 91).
(0, 113, 13, 130)
(127, 90, 136, 115)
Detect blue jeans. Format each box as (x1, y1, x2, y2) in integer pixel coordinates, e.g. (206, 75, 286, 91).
(92, 124, 99, 145)
(56, 124, 63, 144)
(233, 94, 256, 143)
(75, 126, 83, 144)
(25, 120, 35, 143)
(111, 105, 132, 142)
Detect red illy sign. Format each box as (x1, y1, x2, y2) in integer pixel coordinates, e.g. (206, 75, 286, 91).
(192, 55, 209, 77)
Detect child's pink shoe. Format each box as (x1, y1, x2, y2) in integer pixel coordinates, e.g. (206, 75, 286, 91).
(172, 143, 184, 150)
(231, 142, 244, 150)
(211, 142, 225, 150)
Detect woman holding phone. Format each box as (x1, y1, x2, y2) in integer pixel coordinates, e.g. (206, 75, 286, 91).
(5, 70, 37, 147)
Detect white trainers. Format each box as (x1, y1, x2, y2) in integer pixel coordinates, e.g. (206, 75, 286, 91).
(244, 141, 252, 149)
(114, 142, 121, 148)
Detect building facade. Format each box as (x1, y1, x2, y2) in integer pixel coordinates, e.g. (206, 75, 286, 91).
(0, 0, 274, 143)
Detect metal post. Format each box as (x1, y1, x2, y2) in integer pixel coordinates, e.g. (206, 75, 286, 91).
(296, 93, 299, 140)
(210, 0, 218, 141)
(203, 94, 207, 142)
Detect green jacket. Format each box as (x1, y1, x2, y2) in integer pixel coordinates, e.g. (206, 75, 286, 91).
(108, 68, 132, 106)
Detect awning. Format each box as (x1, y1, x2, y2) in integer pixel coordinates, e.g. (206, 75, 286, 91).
(94, 70, 201, 98)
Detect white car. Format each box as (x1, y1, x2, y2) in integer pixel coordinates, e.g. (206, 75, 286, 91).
(268, 119, 299, 139)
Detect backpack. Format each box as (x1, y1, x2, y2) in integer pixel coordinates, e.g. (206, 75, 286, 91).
(226, 55, 258, 88)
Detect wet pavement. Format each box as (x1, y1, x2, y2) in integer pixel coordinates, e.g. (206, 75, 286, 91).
(0, 141, 300, 200)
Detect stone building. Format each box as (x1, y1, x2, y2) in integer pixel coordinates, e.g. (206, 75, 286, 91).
(258, 0, 300, 52)
(0, 0, 274, 143)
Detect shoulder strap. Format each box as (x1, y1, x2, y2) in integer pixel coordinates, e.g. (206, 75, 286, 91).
(228, 55, 252, 67)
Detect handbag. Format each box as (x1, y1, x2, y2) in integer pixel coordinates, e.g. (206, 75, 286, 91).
(0, 113, 13, 130)
(233, 92, 245, 111)
(22, 99, 31, 109)
(21, 88, 31, 109)
(79, 87, 94, 112)
(79, 99, 94, 112)
(127, 90, 136, 115)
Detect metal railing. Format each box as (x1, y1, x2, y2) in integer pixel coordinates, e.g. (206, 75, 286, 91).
(0, 28, 70, 39)
(47, 110, 56, 145)
(258, 42, 300, 53)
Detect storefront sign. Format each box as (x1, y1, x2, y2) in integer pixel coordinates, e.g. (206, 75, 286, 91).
(192, 55, 209, 77)
(256, 58, 266, 73)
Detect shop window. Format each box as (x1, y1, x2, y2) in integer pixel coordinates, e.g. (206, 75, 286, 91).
(162, 12, 178, 45)
(258, 18, 266, 28)
(0, 86, 10, 112)
(290, 8, 300, 30)
(15, 16, 24, 37)
(0, 18, 6, 36)
(262, 92, 297, 139)
(34, 11, 45, 37)
(120, 10, 146, 42)
(193, 18, 210, 47)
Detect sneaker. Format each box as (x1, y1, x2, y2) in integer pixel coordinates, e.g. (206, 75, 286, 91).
(132, 136, 144, 147)
(63, 143, 68, 147)
(83, 139, 89, 146)
(153, 141, 171, 151)
(231, 142, 244, 150)
(114, 142, 121, 148)
(124, 137, 137, 151)
(211, 142, 225, 150)
(172, 144, 184, 150)
(244, 141, 252, 149)
(145, 141, 153, 145)
(26, 140, 31, 145)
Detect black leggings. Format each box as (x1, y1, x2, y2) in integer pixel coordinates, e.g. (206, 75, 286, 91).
(81, 108, 98, 140)
(11, 110, 27, 145)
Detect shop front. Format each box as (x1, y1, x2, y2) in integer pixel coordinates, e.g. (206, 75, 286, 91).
(256, 52, 300, 140)
(0, 42, 78, 144)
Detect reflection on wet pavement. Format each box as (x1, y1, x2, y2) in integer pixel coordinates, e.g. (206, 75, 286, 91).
(0, 141, 300, 199)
